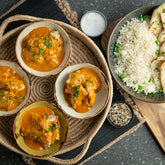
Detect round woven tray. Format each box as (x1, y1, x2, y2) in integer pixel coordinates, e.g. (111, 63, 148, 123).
(0, 15, 113, 164)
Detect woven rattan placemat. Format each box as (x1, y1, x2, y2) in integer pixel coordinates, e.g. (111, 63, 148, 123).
(0, 0, 144, 164)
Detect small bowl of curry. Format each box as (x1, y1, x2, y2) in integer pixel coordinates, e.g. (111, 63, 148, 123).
(54, 63, 110, 119)
(0, 60, 30, 116)
(16, 21, 71, 77)
(13, 101, 68, 157)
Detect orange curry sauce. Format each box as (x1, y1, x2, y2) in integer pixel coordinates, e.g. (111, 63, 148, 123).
(21, 27, 65, 72)
(0, 66, 27, 112)
(64, 68, 102, 113)
(20, 107, 60, 151)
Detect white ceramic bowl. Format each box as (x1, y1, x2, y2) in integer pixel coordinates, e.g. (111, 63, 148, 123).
(54, 63, 110, 119)
(16, 21, 71, 77)
(0, 60, 30, 116)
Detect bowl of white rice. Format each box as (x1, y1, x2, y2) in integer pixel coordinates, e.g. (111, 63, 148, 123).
(107, 4, 165, 103)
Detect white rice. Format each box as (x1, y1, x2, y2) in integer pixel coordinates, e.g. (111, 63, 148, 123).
(114, 18, 159, 94)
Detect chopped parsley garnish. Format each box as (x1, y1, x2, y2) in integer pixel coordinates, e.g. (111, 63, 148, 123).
(4, 85, 8, 90)
(16, 101, 21, 106)
(28, 45, 32, 52)
(33, 132, 37, 134)
(45, 129, 48, 133)
(0, 92, 5, 97)
(90, 81, 93, 84)
(14, 96, 18, 99)
(49, 124, 58, 132)
(32, 52, 36, 58)
(151, 91, 156, 94)
(44, 38, 52, 49)
(163, 9, 165, 13)
(19, 96, 24, 99)
(85, 85, 88, 88)
(9, 81, 14, 85)
(86, 80, 89, 82)
(73, 91, 80, 98)
(37, 56, 40, 60)
(72, 75, 76, 78)
(1, 106, 8, 111)
(5, 97, 11, 103)
(34, 136, 41, 142)
(38, 47, 44, 55)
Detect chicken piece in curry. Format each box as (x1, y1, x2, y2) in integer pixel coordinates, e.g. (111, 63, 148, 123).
(21, 27, 65, 72)
(20, 107, 60, 151)
(64, 68, 102, 113)
(0, 66, 27, 112)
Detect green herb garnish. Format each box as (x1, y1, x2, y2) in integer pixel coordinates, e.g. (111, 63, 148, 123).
(28, 45, 32, 52)
(19, 96, 24, 99)
(159, 88, 163, 93)
(49, 124, 58, 132)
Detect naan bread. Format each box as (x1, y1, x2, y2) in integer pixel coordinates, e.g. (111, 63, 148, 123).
(149, 3, 165, 36)
(160, 42, 165, 55)
(160, 61, 165, 93)
(151, 56, 165, 89)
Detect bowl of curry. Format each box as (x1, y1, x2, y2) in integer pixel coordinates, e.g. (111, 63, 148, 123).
(54, 63, 110, 119)
(16, 21, 71, 77)
(0, 60, 30, 116)
(13, 101, 68, 157)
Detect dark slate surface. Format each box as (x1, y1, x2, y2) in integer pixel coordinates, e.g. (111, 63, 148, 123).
(0, 0, 164, 165)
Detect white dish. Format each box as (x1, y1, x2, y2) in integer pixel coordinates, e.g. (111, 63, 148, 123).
(16, 21, 71, 77)
(54, 63, 110, 119)
(0, 60, 30, 116)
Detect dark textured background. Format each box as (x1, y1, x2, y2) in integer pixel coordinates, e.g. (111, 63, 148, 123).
(0, 0, 165, 165)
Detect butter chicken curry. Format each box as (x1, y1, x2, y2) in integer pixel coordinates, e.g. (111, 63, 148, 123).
(21, 27, 65, 72)
(0, 66, 27, 112)
(20, 107, 60, 151)
(64, 68, 102, 113)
